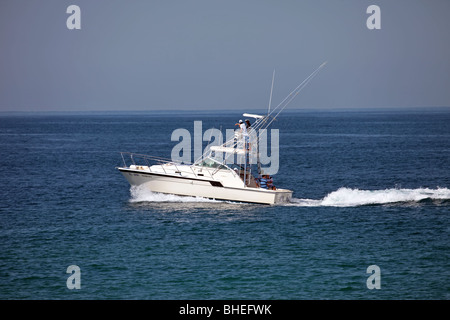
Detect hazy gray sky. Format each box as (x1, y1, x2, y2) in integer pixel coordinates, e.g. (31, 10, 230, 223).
(1, 0, 449, 111)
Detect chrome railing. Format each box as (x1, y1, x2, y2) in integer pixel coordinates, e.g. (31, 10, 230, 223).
(119, 152, 216, 179)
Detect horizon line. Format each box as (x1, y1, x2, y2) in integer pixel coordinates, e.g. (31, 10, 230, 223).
(1, 105, 449, 114)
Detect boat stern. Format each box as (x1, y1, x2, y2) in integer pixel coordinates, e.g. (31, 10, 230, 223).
(272, 189, 293, 204)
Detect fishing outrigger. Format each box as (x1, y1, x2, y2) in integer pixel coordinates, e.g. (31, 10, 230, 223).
(117, 62, 327, 204)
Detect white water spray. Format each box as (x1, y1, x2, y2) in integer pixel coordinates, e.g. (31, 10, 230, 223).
(129, 185, 221, 203)
(289, 187, 450, 207)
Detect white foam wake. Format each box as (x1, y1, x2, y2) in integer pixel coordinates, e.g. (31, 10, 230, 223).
(129, 185, 220, 203)
(289, 187, 450, 207)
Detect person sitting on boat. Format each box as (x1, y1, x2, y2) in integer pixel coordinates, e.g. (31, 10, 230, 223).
(267, 176, 276, 190)
(259, 175, 268, 189)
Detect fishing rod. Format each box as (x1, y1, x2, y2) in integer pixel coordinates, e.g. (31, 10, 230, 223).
(258, 61, 327, 131)
(267, 69, 276, 114)
(217, 61, 328, 149)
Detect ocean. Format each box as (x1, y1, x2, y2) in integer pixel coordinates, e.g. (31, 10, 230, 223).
(0, 109, 449, 300)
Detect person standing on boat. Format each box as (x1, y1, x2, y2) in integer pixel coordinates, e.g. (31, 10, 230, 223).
(236, 119, 249, 151)
(245, 119, 253, 151)
(235, 119, 248, 135)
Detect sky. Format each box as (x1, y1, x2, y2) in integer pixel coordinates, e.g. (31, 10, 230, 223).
(0, 0, 449, 112)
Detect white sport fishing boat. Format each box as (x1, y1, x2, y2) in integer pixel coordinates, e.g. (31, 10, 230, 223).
(117, 114, 292, 205)
(117, 63, 326, 204)
(117, 153, 292, 205)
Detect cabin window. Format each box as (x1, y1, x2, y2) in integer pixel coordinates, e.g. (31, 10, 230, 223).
(198, 158, 227, 170)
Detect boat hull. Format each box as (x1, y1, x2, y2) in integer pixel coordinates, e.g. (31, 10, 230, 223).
(118, 168, 292, 205)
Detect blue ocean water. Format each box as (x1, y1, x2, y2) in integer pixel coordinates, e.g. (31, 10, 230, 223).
(0, 109, 449, 300)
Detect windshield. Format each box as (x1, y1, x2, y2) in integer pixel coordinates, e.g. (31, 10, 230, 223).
(196, 157, 228, 170)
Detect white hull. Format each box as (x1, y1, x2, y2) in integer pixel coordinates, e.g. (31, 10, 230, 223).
(118, 168, 292, 205)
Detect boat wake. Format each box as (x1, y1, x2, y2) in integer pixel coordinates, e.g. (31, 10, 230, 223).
(288, 187, 450, 207)
(129, 185, 221, 203)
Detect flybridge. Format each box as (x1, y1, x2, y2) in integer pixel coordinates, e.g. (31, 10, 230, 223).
(170, 120, 280, 174)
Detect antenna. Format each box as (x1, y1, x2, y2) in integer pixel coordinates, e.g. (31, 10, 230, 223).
(268, 69, 275, 115)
